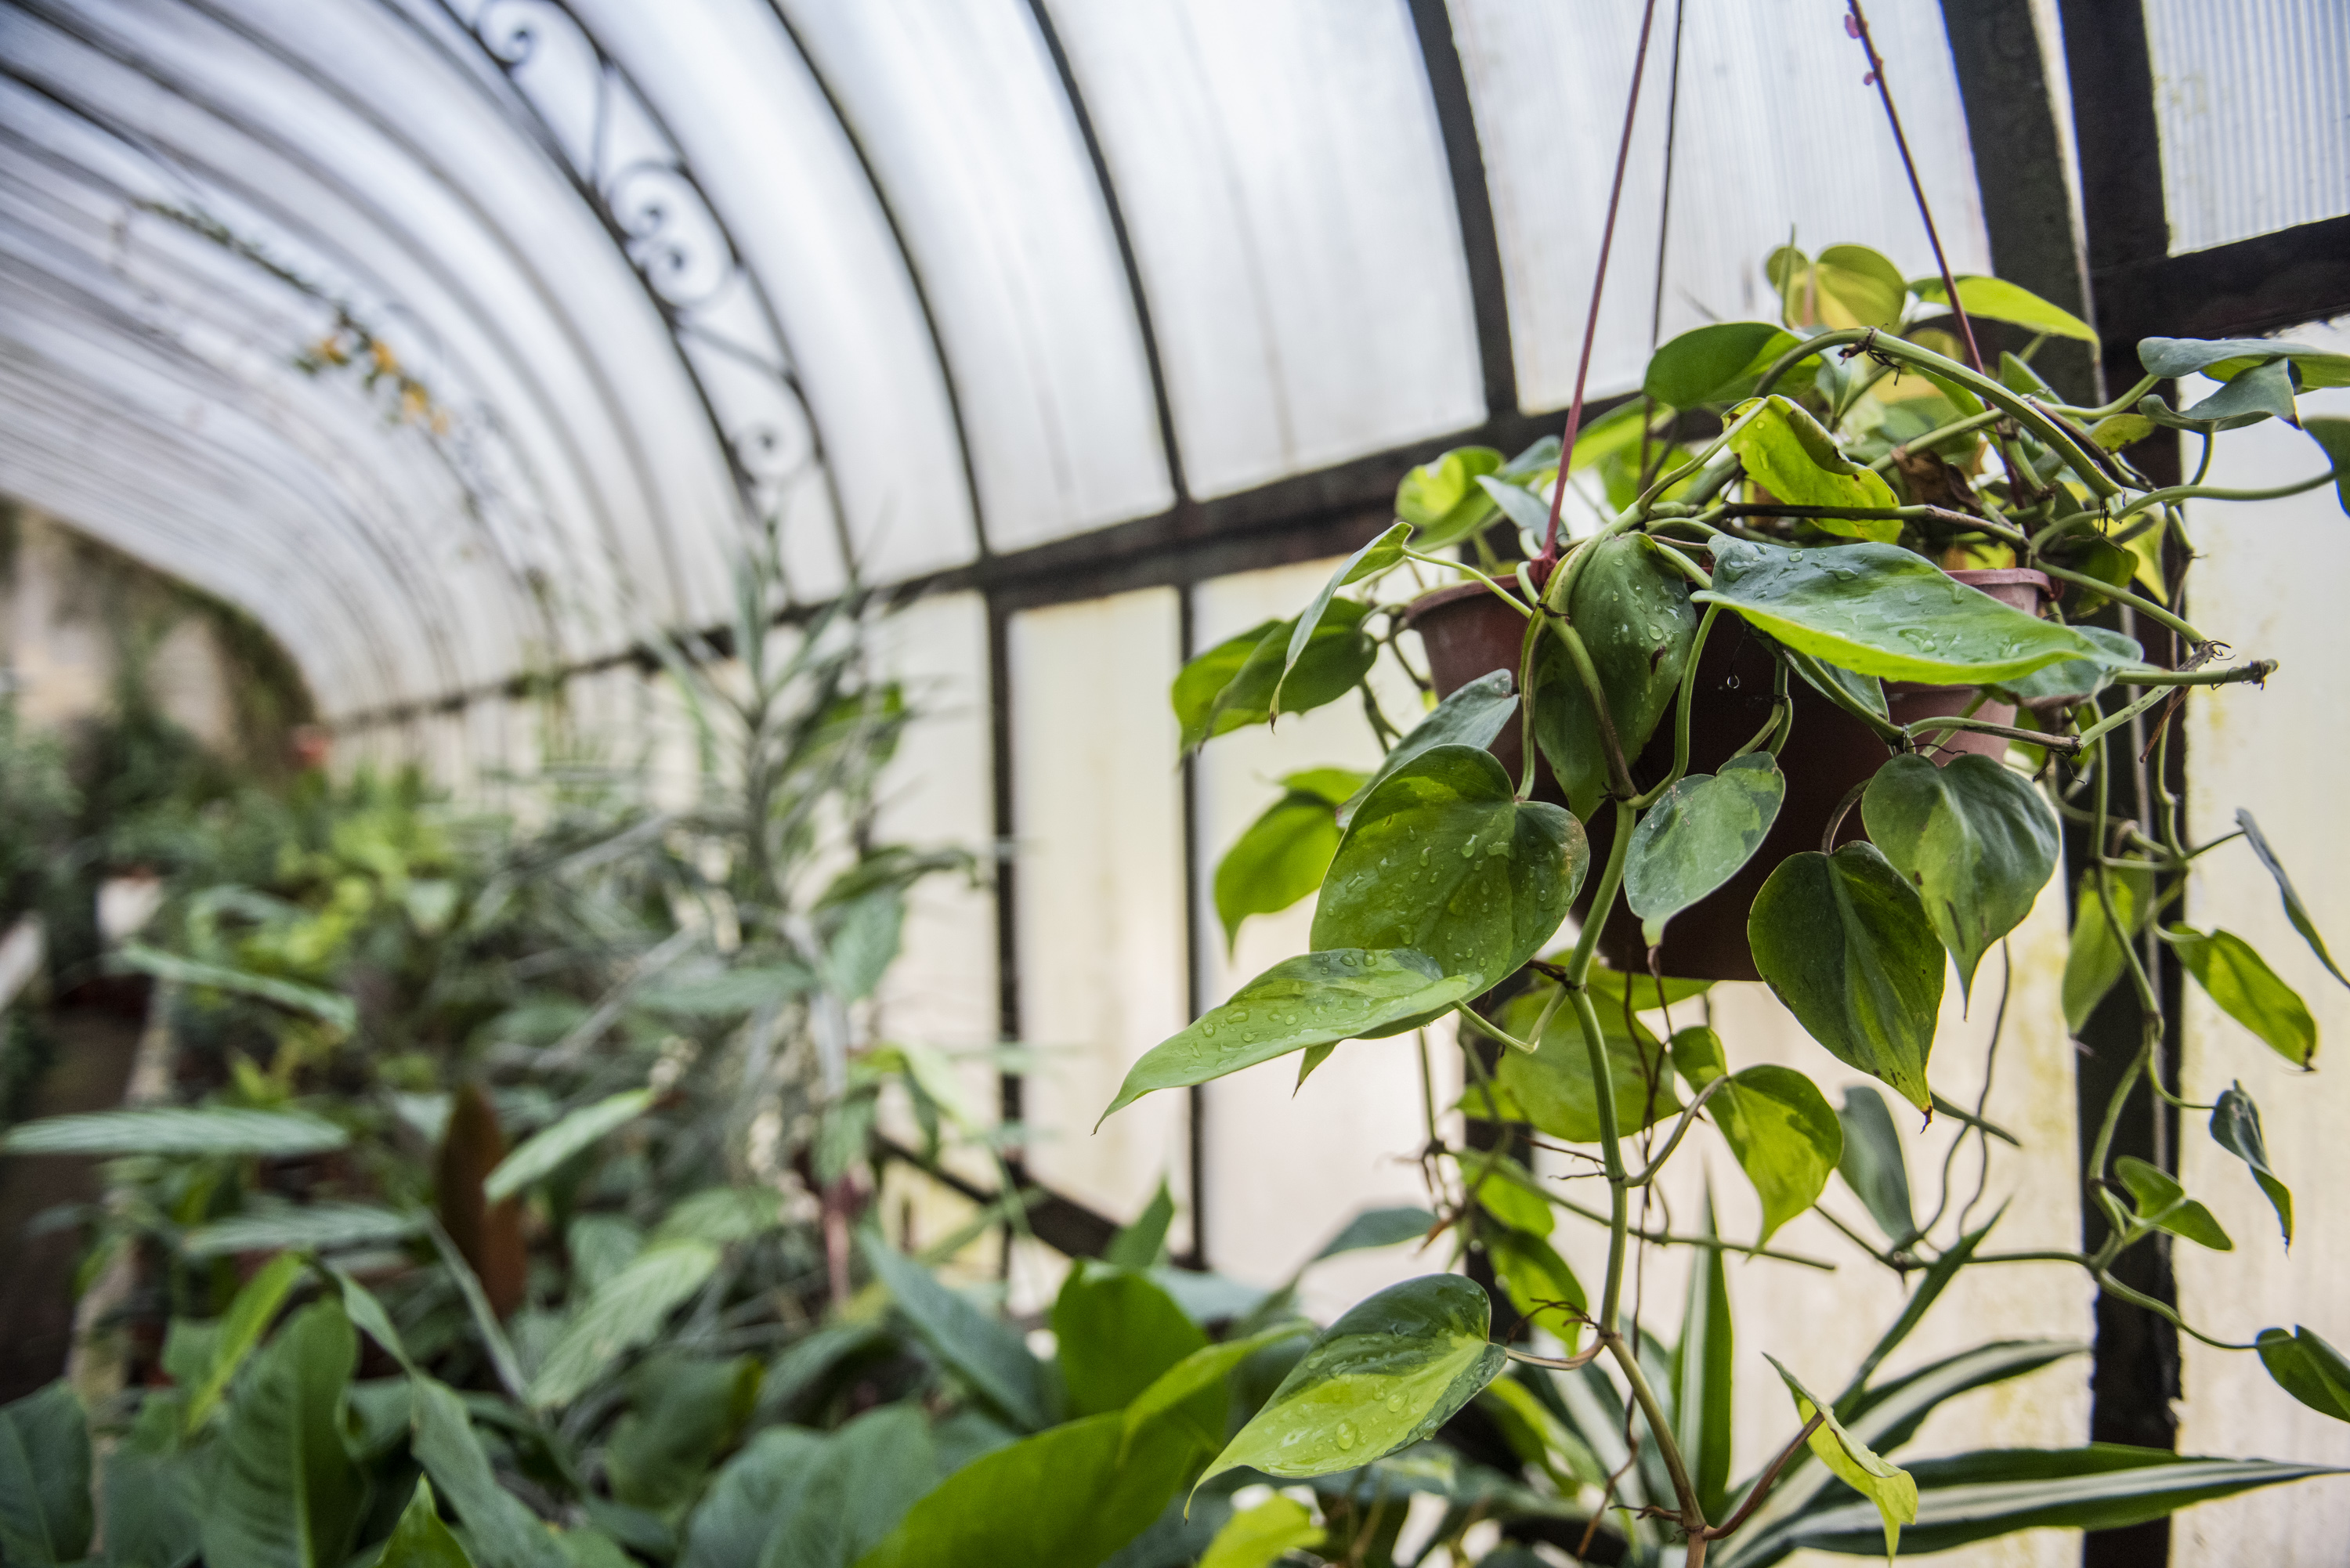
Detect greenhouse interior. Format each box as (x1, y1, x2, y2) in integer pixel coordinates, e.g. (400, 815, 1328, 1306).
(1, 1, 2347, 1564)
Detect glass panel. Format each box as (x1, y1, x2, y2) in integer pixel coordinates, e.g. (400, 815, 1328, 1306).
(1453, 0, 1989, 413)
(1009, 589, 1194, 1239)
(783, 0, 1173, 551)
(571, 0, 982, 583)
(2145, 0, 2350, 254)
(1044, 0, 1484, 498)
(1189, 560, 1453, 1309)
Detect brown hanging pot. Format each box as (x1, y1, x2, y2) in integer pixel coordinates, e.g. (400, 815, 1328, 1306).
(1405, 565, 2051, 981)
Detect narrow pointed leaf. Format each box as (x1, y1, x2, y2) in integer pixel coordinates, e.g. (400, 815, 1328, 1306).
(2171, 926, 2317, 1068)
(2210, 1084, 2292, 1245)
(1314, 746, 1584, 982)
(1275, 525, 1409, 715)
(1842, 1219, 1996, 1399)
(1198, 1275, 1506, 1487)
(859, 1231, 1049, 1431)
(1695, 540, 2124, 687)
(1102, 950, 1483, 1123)
(2256, 1327, 2350, 1422)
(186, 1252, 308, 1432)
(1627, 754, 1785, 946)
(2236, 808, 2350, 988)
(484, 1088, 655, 1204)
(1750, 845, 1944, 1113)
(1675, 1194, 1735, 1520)
(1477, 474, 1557, 543)
(1120, 1323, 1314, 1446)
(1862, 753, 2059, 1001)
(1173, 620, 1280, 750)
(1105, 1181, 1177, 1270)
(528, 1241, 720, 1409)
(183, 1201, 424, 1259)
(1834, 1086, 1914, 1247)
(115, 943, 356, 1032)
(1314, 1206, 1437, 1262)
(0, 1106, 347, 1157)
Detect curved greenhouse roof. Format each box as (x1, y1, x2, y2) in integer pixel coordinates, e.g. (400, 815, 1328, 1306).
(1, 0, 2344, 724)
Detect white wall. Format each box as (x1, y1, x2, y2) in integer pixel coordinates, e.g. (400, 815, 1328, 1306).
(2171, 323, 2350, 1563)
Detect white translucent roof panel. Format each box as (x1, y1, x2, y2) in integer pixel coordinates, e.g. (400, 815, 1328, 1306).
(783, 0, 1173, 552)
(1453, 0, 1989, 413)
(2144, 0, 2350, 255)
(566, 0, 982, 584)
(1044, 0, 1485, 499)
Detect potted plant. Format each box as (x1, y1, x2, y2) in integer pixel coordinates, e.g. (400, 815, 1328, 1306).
(1115, 222, 2350, 1559)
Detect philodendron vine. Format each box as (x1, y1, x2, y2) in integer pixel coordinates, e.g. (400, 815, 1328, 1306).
(1106, 247, 2350, 1563)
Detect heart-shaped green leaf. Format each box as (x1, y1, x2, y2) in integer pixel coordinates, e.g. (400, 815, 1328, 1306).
(1198, 1275, 1506, 1487)
(2257, 1326, 2350, 1422)
(1397, 447, 1505, 546)
(1862, 754, 2059, 1003)
(1835, 1084, 1916, 1246)
(2115, 1156, 2232, 1251)
(2170, 927, 2317, 1068)
(2210, 1083, 2292, 1245)
(1102, 951, 1483, 1123)
(1314, 746, 1584, 984)
(1625, 754, 1786, 946)
(1749, 844, 1945, 1114)
(1811, 244, 1910, 330)
(2138, 336, 2350, 386)
(1341, 671, 1519, 825)
(1671, 1028, 1841, 1246)
(1695, 540, 2124, 688)
(1987, 624, 2142, 710)
(1483, 1227, 1584, 1341)
(1643, 322, 1806, 407)
(1765, 1354, 1918, 1561)
(1911, 276, 2095, 342)
(1174, 605, 1376, 750)
(1213, 771, 1366, 950)
(1479, 982, 1682, 1142)
(1535, 535, 1700, 818)
(1726, 396, 1900, 539)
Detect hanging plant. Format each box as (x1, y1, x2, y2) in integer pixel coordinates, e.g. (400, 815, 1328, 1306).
(1110, 2, 2350, 1560)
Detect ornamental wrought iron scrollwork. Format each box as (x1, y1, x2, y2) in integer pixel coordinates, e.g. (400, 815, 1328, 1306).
(450, 0, 822, 539)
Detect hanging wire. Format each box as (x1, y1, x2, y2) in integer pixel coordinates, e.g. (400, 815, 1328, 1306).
(1539, 0, 1666, 565)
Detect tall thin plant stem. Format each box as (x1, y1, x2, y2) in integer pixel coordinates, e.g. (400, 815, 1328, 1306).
(1540, 0, 1665, 564)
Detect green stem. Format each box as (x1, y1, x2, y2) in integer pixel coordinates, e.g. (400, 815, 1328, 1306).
(1628, 1073, 1731, 1185)
(2093, 1268, 2260, 1352)
(1404, 550, 1530, 616)
(1546, 1193, 1835, 1267)
(1905, 713, 2078, 753)
(2046, 375, 2160, 421)
(2107, 661, 2276, 689)
(1606, 1330, 1705, 1528)
(1867, 406, 2005, 471)
(2073, 686, 2179, 751)
(1632, 603, 1721, 809)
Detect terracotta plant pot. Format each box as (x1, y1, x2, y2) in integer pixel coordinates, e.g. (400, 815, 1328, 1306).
(1405, 565, 2052, 981)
